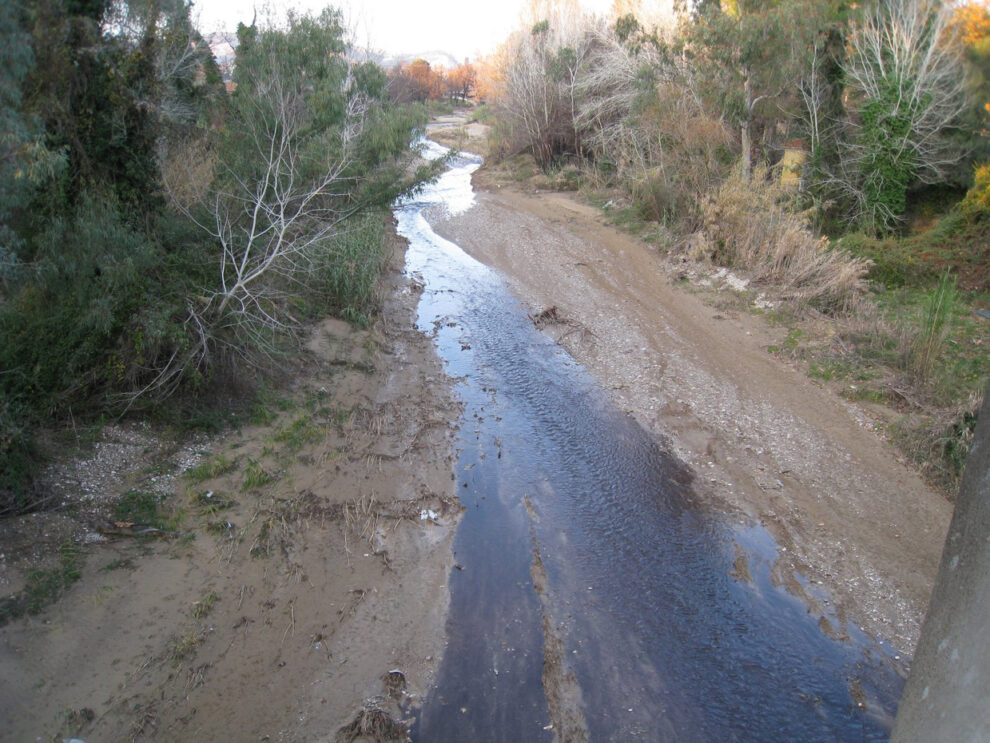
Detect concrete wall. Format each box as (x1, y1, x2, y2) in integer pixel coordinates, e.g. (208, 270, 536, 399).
(891, 387, 990, 742)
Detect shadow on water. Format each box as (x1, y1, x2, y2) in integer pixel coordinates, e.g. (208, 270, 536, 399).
(398, 140, 903, 742)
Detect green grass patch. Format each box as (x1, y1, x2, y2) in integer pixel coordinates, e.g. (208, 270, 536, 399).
(767, 328, 806, 357)
(0, 544, 84, 625)
(242, 458, 277, 490)
(273, 414, 326, 454)
(808, 359, 851, 382)
(841, 386, 888, 404)
(183, 453, 236, 484)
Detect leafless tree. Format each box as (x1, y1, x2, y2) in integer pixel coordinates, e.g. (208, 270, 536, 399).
(148, 56, 374, 404)
(498, 12, 602, 168)
(840, 0, 966, 229)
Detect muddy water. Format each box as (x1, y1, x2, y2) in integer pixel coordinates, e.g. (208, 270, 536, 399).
(396, 141, 903, 741)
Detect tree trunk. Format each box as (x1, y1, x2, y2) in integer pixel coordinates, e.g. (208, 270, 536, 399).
(741, 119, 751, 182)
(741, 75, 752, 182)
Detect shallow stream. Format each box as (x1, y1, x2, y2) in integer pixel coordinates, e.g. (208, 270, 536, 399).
(396, 140, 903, 741)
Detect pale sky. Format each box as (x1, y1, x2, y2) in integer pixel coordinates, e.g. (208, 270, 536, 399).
(192, 0, 615, 61)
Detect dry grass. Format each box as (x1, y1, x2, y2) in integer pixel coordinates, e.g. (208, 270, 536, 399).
(694, 167, 871, 314)
(161, 135, 215, 212)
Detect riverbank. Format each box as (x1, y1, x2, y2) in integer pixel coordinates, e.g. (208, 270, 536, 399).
(427, 112, 952, 657)
(0, 225, 461, 741)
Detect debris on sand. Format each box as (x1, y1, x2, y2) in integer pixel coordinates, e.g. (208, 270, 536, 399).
(382, 669, 407, 700)
(334, 696, 409, 743)
(531, 305, 564, 328)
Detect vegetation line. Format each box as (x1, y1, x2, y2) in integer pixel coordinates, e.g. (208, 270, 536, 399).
(467, 0, 988, 495)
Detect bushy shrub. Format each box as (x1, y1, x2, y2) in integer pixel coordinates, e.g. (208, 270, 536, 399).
(835, 232, 935, 288)
(697, 167, 871, 313)
(0, 195, 164, 411)
(960, 162, 990, 220)
(0, 400, 39, 516)
(0, 196, 216, 418)
(633, 172, 691, 225)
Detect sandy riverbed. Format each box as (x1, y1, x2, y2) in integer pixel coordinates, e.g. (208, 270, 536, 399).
(0, 227, 461, 742)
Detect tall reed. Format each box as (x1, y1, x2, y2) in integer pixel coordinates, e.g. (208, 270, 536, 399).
(911, 270, 958, 381)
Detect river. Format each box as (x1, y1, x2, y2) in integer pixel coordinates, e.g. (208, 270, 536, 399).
(395, 140, 904, 742)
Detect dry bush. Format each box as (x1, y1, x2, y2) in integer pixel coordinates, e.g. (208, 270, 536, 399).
(495, 12, 605, 168)
(334, 697, 408, 743)
(161, 135, 215, 212)
(696, 167, 871, 313)
(576, 30, 730, 229)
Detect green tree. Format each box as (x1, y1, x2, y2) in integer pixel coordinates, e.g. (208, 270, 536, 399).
(0, 1, 63, 276)
(689, 0, 821, 181)
(21, 0, 164, 219)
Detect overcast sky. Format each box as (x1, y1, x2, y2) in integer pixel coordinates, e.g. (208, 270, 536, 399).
(192, 0, 615, 60)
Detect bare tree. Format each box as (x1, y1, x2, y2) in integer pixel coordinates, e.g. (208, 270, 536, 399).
(498, 12, 602, 168)
(841, 0, 966, 231)
(576, 25, 728, 226)
(150, 61, 373, 401)
(797, 23, 851, 218)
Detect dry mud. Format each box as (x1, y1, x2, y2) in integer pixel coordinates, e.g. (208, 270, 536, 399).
(428, 113, 952, 658)
(0, 229, 460, 742)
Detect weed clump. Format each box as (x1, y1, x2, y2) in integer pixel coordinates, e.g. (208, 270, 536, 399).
(310, 215, 389, 327)
(184, 454, 236, 484)
(0, 543, 83, 626)
(242, 459, 277, 491)
(190, 592, 220, 619)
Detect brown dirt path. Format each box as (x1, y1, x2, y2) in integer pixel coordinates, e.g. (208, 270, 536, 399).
(427, 115, 952, 658)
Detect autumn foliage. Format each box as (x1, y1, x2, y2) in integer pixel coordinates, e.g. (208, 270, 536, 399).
(387, 59, 477, 104)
